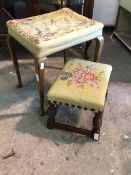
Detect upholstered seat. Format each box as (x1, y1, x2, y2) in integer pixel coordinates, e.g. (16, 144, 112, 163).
(47, 59, 112, 140)
(48, 59, 112, 111)
(7, 7, 104, 115)
(7, 8, 103, 58)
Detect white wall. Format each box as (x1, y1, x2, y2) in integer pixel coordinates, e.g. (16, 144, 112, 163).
(93, 0, 119, 26)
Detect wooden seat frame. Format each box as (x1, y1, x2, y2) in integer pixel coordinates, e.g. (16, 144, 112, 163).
(47, 103, 104, 141)
(47, 90, 108, 141)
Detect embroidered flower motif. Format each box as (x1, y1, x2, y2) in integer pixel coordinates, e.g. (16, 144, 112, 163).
(74, 78, 85, 87)
(7, 8, 96, 44)
(84, 72, 95, 81)
(60, 63, 104, 89)
(60, 71, 73, 80)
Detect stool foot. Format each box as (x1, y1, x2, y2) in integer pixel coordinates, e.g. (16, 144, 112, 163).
(40, 110, 46, 116)
(93, 133, 100, 141)
(47, 119, 54, 129)
(17, 84, 22, 88)
(47, 103, 58, 129)
(93, 111, 103, 141)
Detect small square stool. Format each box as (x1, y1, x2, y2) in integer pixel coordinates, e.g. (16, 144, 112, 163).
(47, 59, 112, 140)
(6, 8, 104, 115)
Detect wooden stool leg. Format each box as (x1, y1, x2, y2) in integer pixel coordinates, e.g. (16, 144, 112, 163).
(94, 36, 104, 62)
(93, 111, 103, 141)
(64, 49, 68, 64)
(47, 103, 57, 129)
(6, 35, 22, 88)
(84, 40, 92, 59)
(34, 58, 45, 115)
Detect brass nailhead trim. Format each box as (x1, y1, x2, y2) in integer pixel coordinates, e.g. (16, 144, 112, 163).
(48, 101, 98, 112)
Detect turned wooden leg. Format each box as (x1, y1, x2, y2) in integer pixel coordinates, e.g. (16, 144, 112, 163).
(64, 49, 68, 64)
(34, 58, 46, 115)
(84, 40, 92, 59)
(6, 35, 22, 88)
(47, 103, 58, 129)
(94, 36, 104, 62)
(93, 111, 103, 141)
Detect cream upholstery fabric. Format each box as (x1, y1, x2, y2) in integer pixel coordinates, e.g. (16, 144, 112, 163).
(47, 59, 112, 111)
(7, 8, 104, 59)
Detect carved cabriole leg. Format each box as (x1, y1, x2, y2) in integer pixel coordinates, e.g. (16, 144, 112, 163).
(6, 35, 22, 88)
(93, 111, 103, 141)
(94, 36, 104, 62)
(47, 103, 58, 129)
(64, 49, 68, 64)
(84, 40, 92, 59)
(34, 57, 46, 115)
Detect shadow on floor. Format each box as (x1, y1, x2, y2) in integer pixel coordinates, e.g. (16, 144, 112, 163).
(0, 108, 93, 145)
(0, 60, 92, 144)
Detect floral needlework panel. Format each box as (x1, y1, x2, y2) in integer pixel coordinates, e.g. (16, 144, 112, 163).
(60, 63, 105, 89)
(7, 8, 103, 58)
(48, 59, 112, 111)
(7, 8, 96, 43)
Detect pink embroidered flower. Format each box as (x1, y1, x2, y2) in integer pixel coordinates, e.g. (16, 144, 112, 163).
(74, 78, 85, 87)
(60, 63, 104, 89)
(73, 67, 85, 77)
(84, 72, 95, 81)
(76, 78, 85, 83)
